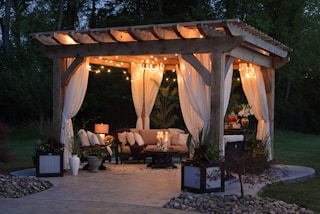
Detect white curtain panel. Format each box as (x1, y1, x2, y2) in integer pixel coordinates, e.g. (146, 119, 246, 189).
(239, 63, 272, 159)
(176, 64, 204, 155)
(224, 57, 234, 116)
(178, 54, 211, 136)
(130, 64, 144, 129)
(143, 65, 164, 129)
(60, 58, 89, 169)
(177, 53, 212, 157)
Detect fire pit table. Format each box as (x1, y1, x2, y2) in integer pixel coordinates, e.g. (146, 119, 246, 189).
(145, 150, 180, 169)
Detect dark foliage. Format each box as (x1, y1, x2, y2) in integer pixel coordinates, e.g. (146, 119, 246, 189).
(224, 151, 272, 197)
(0, 123, 16, 173)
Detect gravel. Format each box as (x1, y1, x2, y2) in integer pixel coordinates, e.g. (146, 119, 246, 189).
(163, 192, 318, 214)
(0, 174, 52, 198)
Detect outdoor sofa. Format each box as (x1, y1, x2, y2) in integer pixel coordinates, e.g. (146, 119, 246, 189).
(116, 128, 189, 163)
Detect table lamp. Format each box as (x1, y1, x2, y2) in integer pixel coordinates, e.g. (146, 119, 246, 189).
(94, 123, 109, 139)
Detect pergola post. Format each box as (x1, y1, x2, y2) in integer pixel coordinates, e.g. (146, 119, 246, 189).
(266, 68, 275, 159)
(210, 52, 225, 154)
(52, 58, 65, 140)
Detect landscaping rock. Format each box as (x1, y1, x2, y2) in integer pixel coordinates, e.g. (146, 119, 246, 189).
(163, 192, 317, 214)
(0, 174, 52, 198)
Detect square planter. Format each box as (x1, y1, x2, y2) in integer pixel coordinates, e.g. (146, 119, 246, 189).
(181, 160, 224, 193)
(35, 151, 63, 177)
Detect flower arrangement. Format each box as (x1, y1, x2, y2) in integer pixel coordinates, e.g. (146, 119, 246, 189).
(104, 135, 115, 146)
(237, 103, 253, 118)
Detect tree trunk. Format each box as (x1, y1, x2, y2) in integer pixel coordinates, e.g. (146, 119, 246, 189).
(0, 0, 13, 75)
(57, 0, 64, 30)
(284, 79, 291, 103)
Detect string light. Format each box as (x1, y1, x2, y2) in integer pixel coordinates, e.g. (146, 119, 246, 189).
(240, 63, 256, 79)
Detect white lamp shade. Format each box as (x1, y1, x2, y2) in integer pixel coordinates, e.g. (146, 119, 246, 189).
(94, 123, 109, 134)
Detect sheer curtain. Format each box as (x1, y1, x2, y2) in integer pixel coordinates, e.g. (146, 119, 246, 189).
(177, 54, 211, 153)
(131, 64, 144, 129)
(176, 64, 204, 155)
(239, 63, 272, 159)
(224, 57, 234, 116)
(131, 64, 163, 129)
(60, 58, 89, 169)
(143, 65, 164, 129)
(178, 54, 233, 156)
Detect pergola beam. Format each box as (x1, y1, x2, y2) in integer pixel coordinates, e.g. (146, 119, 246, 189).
(40, 36, 244, 59)
(181, 53, 211, 86)
(61, 57, 84, 86)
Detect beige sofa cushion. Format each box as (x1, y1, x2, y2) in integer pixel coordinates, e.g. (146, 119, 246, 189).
(87, 131, 100, 146)
(134, 133, 145, 146)
(139, 129, 163, 145)
(78, 129, 90, 147)
(170, 133, 179, 145)
(126, 132, 135, 145)
(121, 145, 131, 154)
(118, 131, 127, 146)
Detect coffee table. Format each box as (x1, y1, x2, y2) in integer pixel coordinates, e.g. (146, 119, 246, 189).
(145, 150, 179, 169)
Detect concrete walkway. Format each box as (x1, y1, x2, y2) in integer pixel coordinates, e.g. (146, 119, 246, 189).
(1, 162, 316, 214)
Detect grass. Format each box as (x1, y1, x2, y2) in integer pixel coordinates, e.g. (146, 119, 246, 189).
(0, 126, 36, 172)
(259, 130, 320, 212)
(1, 127, 320, 212)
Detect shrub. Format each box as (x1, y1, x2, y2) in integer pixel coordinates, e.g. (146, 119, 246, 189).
(0, 123, 16, 173)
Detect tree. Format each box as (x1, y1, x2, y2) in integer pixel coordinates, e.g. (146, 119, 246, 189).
(0, 0, 13, 75)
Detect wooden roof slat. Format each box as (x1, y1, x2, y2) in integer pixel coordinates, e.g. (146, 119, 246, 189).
(31, 19, 291, 66)
(225, 21, 288, 57)
(69, 32, 97, 44)
(34, 34, 60, 46)
(175, 24, 202, 39)
(151, 26, 180, 40)
(197, 23, 225, 37)
(53, 33, 78, 45)
(128, 27, 158, 41)
(90, 31, 116, 43)
(110, 29, 136, 42)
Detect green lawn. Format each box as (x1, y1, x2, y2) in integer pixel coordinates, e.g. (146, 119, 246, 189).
(0, 126, 36, 172)
(1, 127, 320, 212)
(259, 130, 320, 212)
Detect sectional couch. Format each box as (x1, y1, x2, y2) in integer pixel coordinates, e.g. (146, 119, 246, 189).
(116, 128, 189, 163)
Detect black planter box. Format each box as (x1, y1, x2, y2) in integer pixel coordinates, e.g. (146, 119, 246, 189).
(181, 160, 224, 193)
(35, 151, 63, 177)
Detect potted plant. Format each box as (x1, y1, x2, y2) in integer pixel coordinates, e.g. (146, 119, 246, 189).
(181, 130, 224, 193)
(32, 138, 63, 177)
(83, 145, 107, 172)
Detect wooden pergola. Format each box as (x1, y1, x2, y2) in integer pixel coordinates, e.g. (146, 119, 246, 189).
(31, 19, 291, 158)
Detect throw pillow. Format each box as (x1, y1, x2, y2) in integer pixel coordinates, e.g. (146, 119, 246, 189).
(106, 146, 113, 156)
(134, 133, 145, 146)
(77, 129, 90, 147)
(139, 129, 159, 145)
(87, 131, 100, 146)
(126, 132, 135, 145)
(96, 134, 105, 145)
(178, 133, 189, 146)
(170, 133, 179, 145)
(117, 131, 127, 146)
